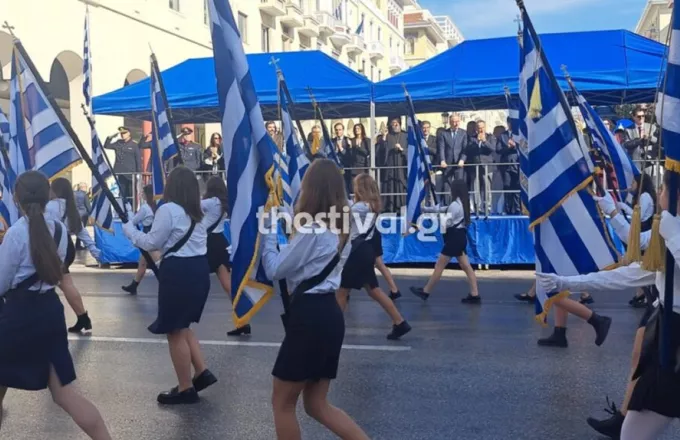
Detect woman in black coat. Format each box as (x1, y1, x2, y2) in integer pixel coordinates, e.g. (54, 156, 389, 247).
(350, 123, 371, 177)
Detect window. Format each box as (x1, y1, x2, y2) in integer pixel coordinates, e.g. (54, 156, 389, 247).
(378, 69, 382, 81)
(203, 0, 208, 24)
(377, 27, 382, 40)
(238, 13, 248, 43)
(261, 26, 270, 52)
(389, 36, 392, 49)
(406, 37, 415, 55)
(169, 0, 180, 12)
(361, 59, 366, 75)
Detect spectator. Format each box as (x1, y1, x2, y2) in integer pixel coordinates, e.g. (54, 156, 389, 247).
(266, 120, 283, 152)
(496, 119, 520, 214)
(202, 132, 224, 181)
(464, 120, 495, 215)
(177, 127, 203, 172)
(602, 118, 614, 133)
(421, 120, 437, 161)
(376, 116, 407, 212)
(437, 113, 467, 203)
(104, 126, 142, 206)
(333, 122, 353, 192)
(624, 108, 659, 164)
(307, 125, 324, 161)
(350, 123, 371, 177)
(74, 183, 91, 250)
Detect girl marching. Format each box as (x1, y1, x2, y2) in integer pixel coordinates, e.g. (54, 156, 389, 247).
(410, 180, 481, 304)
(122, 185, 160, 295)
(538, 173, 680, 440)
(46, 177, 100, 334)
(261, 159, 369, 440)
(123, 166, 217, 404)
(0, 171, 110, 439)
(335, 173, 411, 340)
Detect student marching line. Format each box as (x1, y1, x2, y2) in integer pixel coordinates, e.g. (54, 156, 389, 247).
(410, 180, 480, 304)
(261, 159, 369, 440)
(0, 171, 111, 439)
(121, 185, 161, 295)
(538, 173, 680, 440)
(335, 173, 412, 340)
(46, 177, 100, 335)
(123, 166, 217, 405)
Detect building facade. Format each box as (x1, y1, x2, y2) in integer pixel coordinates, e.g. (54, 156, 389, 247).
(636, 0, 674, 43)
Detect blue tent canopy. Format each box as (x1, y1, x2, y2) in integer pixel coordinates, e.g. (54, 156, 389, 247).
(92, 50, 373, 123)
(374, 29, 666, 115)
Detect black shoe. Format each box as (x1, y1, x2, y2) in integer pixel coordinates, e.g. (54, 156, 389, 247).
(589, 314, 612, 347)
(629, 294, 646, 309)
(389, 291, 402, 301)
(387, 321, 412, 340)
(122, 280, 138, 296)
(409, 287, 429, 301)
(514, 293, 535, 303)
(537, 327, 568, 348)
(157, 387, 199, 405)
(227, 324, 251, 337)
(193, 369, 218, 393)
(579, 294, 594, 305)
(461, 294, 481, 304)
(586, 397, 624, 439)
(68, 312, 92, 334)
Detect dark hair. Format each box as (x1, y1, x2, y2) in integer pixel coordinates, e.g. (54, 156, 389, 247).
(163, 166, 203, 222)
(210, 132, 222, 147)
(450, 179, 471, 225)
(142, 184, 157, 213)
(493, 125, 505, 137)
(266, 121, 276, 129)
(51, 177, 82, 234)
(421, 120, 431, 127)
(466, 121, 477, 136)
(296, 159, 348, 239)
(353, 123, 367, 139)
(15, 171, 63, 285)
(204, 176, 228, 215)
(633, 173, 657, 210)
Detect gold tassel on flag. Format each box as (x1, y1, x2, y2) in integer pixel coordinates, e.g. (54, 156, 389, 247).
(642, 214, 666, 272)
(623, 204, 642, 264)
(528, 74, 542, 119)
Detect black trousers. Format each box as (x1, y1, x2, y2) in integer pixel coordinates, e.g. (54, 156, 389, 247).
(503, 171, 521, 215)
(118, 175, 133, 206)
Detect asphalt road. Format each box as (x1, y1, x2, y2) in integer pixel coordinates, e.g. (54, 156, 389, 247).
(2, 260, 678, 439)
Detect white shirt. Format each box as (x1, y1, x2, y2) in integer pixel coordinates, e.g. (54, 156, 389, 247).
(0, 216, 67, 294)
(619, 192, 654, 223)
(131, 203, 155, 228)
(349, 201, 377, 241)
(423, 198, 465, 229)
(261, 223, 350, 294)
(200, 197, 226, 234)
(45, 199, 99, 258)
(123, 202, 207, 258)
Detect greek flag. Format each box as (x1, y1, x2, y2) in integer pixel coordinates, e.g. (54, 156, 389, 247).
(573, 86, 639, 193)
(505, 94, 529, 213)
(83, 8, 92, 109)
(0, 148, 18, 229)
(355, 14, 365, 35)
(208, 0, 279, 327)
(0, 108, 9, 149)
(280, 79, 309, 209)
(405, 93, 429, 230)
(656, 0, 680, 172)
(150, 53, 179, 199)
(84, 115, 113, 230)
(9, 41, 81, 179)
(519, 13, 619, 323)
(315, 107, 344, 170)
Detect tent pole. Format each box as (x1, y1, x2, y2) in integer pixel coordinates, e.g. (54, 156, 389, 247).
(370, 99, 376, 180)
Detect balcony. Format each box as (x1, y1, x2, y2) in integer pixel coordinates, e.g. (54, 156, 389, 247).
(389, 54, 408, 74)
(315, 12, 335, 36)
(346, 34, 365, 55)
(299, 14, 320, 37)
(280, 1, 304, 27)
(330, 25, 352, 47)
(367, 41, 385, 60)
(259, 0, 286, 17)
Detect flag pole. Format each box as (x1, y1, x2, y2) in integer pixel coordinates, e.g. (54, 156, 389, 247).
(13, 40, 159, 278)
(150, 52, 183, 166)
(80, 104, 122, 193)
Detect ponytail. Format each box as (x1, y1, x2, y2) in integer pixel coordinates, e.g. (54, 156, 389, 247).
(15, 171, 63, 285)
(143, 185, 157, 213)
(51, 178, 82, 234)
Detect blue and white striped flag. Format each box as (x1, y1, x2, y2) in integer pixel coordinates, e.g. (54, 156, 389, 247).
(519, 13, 619, 323)
(405, 94, 429, 230)
(505, 93, 529, 214)
(0, 147, 18, 229)
(316, 108, 344, 171)
(9, 42, 81, 179)
(656, 1, 680, 173)
(83, 8, 92, 109)
(208, 0, 279, 327)
(0, 108, 9, 149)
(573, 86, 639, 193)
(150, 53, 179, 199)
(280, 79, 309, 209)
(355, 14, 365, 35)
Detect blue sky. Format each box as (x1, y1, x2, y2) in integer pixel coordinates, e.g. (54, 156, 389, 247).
(418, 0, 648, 40)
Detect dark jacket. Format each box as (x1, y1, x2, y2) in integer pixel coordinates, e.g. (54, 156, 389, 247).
(104, 138, 142, 174)
(74, 190, 91, 217)
(349, 137, 371, 173)
(464, 133, 495, 165)
(496, 131, 519, 174)
(178, 141, 203, 171)
(437, 128, 467, 165)
(623, 123, 660, 162)
(333, 136, 353, 169)
(424, 134, 437, 163)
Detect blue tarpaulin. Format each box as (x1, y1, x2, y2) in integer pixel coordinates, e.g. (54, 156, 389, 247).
(92, 50, 374, 122)
(374, 29, 666, 115)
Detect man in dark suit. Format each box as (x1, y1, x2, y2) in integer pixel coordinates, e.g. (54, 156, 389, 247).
(623, 108, 659, 165)
(496, 118, 520, 214)
(437, 113, 467, 202)
(333, 122, 353, 193)
(421, 120, 437, 160)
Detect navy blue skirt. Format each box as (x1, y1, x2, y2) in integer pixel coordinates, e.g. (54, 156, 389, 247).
(62, 235, 76, 274)
(340, 240, 379, 290)
(0, 289, 76, 390)
(149, 255, 211, 335)
(207, 233, 231, 273)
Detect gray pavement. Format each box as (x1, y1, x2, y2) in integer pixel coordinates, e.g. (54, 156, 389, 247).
(2, 259, 679, 439)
